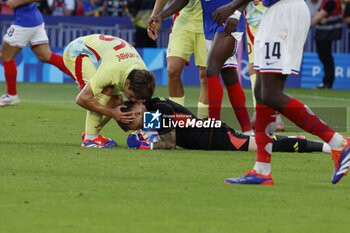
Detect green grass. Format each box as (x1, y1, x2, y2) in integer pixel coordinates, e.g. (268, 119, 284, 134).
(1, 83, 350, 233)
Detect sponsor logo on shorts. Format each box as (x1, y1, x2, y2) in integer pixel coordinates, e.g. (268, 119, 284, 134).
(266, 61, 278, 66)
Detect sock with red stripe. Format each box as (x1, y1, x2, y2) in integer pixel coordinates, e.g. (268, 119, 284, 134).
(282, 98, 345, 149)
(253, 105, 276, 175)
(206, 76, 223, 119)
(226, 83, 252, 132)
(48, 53, 74, 78)
(2, 60, 17, 95)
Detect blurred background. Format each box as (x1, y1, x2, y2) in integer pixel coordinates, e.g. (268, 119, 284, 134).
(0, 0, 349, 89)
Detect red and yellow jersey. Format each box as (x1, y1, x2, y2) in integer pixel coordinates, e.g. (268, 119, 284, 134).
(65, 34, 146, 95)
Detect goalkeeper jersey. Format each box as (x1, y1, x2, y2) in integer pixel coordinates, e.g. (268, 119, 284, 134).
(145, 97, 249, 150)
(65, 34, 147, 95)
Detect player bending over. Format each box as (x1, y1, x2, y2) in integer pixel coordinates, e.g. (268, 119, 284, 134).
(117, 97, 330, 154)
(63, 34, 156, 148)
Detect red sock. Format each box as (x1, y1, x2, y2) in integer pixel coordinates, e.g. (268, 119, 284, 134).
(48, 53, 74, 78)
(227, 83, 252, 132)
(282, 98, 335, 143)
(254, 105, 276, 163)
(206, 76, 223, 119)
(2, 60, 17, 95)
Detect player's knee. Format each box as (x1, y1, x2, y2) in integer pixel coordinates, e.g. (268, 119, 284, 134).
(199, 68, 206, 81)
(261, 93, 280, 109)
(37, 54, 50, 63)
(167, 66, 182, 80)
(206, 64, 220, 77)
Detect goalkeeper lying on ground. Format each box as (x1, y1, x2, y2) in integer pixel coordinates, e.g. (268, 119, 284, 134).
(117, 97, 331, 154)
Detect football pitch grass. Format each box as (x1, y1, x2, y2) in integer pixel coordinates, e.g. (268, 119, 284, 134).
(1, 83, 350, 233)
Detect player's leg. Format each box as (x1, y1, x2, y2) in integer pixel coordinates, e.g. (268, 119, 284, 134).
(166, 56, 186, 106)
(166, 29, 195, 106)
(194, 33, 208, 119)
(207, 31, 252, 132)
(78, 57, 116, 147)
(247, 22, 284, 131)
(0, 41, 22, 106)
(31, 43, 73, 78)
(0, 24, 33, 106)
(247, 133, 330, 153)
(221, 68, 252, 133)
(208, 124, 250, 151)
(30, 23, 73, 78)
(197, 66, 209, 118)
(272, 135, 331, 154)
(205, 34, 228, 119)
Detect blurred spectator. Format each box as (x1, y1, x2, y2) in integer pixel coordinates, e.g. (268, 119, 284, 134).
(37, 0, 52, 15)
(305, 0, 323, 18)
(105, 0, 129, 17)
(0, 0, 14, 14)
(47, 0, 75, 16)
(344, 1, 350, 52)
(311, 0, 343, 89)
(84, 0, 106, 16)
(129, 0, 157, 48)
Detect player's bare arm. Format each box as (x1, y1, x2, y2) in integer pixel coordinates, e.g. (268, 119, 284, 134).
(152, 129, 176, 150)
(310, 9, 329, 26)
(76, 82, 133, 124)
(223, 3, 249, 33)
(212, 0, 251, 26)
(148, 0, 189, 39)
(5, 0, 39, 8)
(147, 0, 170, 40)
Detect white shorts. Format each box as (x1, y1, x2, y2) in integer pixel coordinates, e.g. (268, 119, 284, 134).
(253, 0, 310, 75)
(3, 23, 49, 48)
(205, 31, 243, 69)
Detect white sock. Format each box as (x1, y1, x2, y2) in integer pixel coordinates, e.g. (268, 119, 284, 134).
(328, 133, 346, 150)
(322, 143, 332, 154)
(253, 162, 271, 175)
(85, 133, 98, 140)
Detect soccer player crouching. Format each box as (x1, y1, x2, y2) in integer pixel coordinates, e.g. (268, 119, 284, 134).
(63, 34, 156, 148)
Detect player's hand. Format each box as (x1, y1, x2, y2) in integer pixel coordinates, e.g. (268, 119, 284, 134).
(147, 15, 161, 40)
(6, 0, 20, 8)
(253, 0, 259, 6)
(127, 133, 150, 149)
(112, 105, 134, 123)
(224, 18, 239, 34)
(213, 2, 236, 26)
